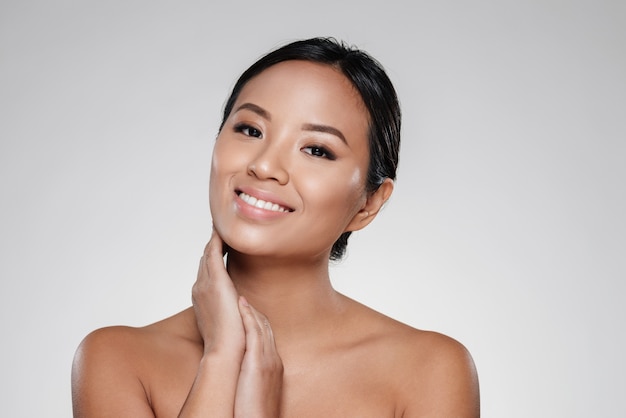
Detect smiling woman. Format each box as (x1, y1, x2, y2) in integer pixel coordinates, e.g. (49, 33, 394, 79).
(71, 38, 479, 418)
(210, 60, 375, 261)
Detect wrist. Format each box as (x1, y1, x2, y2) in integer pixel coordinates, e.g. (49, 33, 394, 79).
(201, 343, 244, 365)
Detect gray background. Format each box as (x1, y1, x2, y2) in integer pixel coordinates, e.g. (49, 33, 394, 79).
(1, 1, 624, 416)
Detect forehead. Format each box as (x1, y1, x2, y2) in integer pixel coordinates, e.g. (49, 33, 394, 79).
(233, 60, 370, 143)
(241, 60, 363, 103)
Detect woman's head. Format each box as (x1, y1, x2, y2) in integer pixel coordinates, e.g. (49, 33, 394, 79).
(216, 37, 401, 260)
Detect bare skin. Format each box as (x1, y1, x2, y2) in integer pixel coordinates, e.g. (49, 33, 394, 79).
(72, 60, 479, 417)
(72, 238, 479, 417)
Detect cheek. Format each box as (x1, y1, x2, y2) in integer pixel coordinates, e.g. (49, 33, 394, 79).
(210, 138, 232, 177)
(208, 149, 222, 203)
(208, 140, 234, 217)
(209, 139, 244, 192)
(302, 164, 366, 216)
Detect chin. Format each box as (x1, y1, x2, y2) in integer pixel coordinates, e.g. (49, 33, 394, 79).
(214, 222, 268, 256)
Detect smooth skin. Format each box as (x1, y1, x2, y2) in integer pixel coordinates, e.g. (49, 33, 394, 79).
(72, 61, 479, 417)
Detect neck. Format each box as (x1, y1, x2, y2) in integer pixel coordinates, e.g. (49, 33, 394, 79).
(225, 250, 346, 347)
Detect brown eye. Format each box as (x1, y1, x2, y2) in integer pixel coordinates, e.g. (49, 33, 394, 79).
(234, 123, 263, 138)
(302, 145, 336, 160)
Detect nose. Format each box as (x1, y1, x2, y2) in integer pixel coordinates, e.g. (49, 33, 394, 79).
(247, 142, 289, 185)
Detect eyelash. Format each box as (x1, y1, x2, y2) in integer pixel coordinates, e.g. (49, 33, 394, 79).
(234, 123, 263, 138)
(233, 123, 335, 160)
(302, 145, 336, 160)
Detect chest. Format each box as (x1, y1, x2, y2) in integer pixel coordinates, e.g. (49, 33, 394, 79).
(147, 346, 403, 418)
(279, 362, 400, 418)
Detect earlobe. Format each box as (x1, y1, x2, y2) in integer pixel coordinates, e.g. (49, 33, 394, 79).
(345, 179, 394, 232)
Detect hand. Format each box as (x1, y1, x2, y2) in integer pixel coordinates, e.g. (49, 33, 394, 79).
(192, 229, 245, 357)
(234, 296, 284, 418)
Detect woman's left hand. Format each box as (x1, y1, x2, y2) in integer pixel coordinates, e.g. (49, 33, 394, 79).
(234, 296, 284, 418)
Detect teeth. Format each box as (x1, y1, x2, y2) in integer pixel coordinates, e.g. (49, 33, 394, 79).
(239, 192, 289, 213)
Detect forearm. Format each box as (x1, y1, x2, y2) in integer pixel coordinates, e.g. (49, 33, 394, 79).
(178, 351, 242, 418)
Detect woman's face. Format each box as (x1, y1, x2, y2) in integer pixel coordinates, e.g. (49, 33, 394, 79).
(209, 60, 371, 260)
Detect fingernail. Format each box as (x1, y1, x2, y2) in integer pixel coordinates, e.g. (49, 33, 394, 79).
(240, 296, 249, 307)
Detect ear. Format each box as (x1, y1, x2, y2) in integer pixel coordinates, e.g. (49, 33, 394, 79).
(345, 178, 394, 232)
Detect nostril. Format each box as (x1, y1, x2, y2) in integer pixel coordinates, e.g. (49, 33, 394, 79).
(246, 159, 289, 185)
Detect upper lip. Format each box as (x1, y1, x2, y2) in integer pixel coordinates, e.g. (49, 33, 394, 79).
(235, 186, 295, 212)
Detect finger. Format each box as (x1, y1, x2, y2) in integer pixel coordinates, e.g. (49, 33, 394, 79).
(252, 306, 276, 353)
(194, 231, 226, 292)
(204, 228, 222, 257)
(195, 255, 207, 282)
(197, 230, 219, 284)
(239, 296, 264, 355)
(242, 297, 279, 355)
(203, 230, 230, 278)
(207, 225, 230, 256)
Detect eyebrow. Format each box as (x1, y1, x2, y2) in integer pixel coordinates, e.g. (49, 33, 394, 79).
(301, 123, 347, 144)
(234, 103, 271, 121)
(234, 102, 347, 144)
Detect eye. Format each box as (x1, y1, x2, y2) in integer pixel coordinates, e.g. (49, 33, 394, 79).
(234, 123, 263, 138)
(302, 145, 336, 160)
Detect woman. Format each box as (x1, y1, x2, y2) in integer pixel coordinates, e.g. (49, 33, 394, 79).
(72, 38, 479, 417)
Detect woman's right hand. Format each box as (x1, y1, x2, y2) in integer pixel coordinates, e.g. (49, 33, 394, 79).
(192, 228, 245, 357)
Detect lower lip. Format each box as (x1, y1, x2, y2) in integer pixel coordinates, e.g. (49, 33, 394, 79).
(234, 193, 291, 221)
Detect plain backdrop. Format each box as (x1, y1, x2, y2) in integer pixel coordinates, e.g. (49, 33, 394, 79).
(1, 1, 624, 417)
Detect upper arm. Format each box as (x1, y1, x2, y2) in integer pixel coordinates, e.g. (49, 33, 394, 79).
(401, 334, 480, 418)
(71, 327, 155, 418)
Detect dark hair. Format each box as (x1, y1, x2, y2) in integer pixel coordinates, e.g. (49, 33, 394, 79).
(219, 37, 401, 260)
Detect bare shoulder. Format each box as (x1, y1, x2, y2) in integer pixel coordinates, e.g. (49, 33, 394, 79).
(72, 309, 201, 418)
(345, 300, 480, 417)
(396, 328, 479, 417)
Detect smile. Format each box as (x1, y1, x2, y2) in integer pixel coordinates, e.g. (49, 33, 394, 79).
(237, 191, 293, 213)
